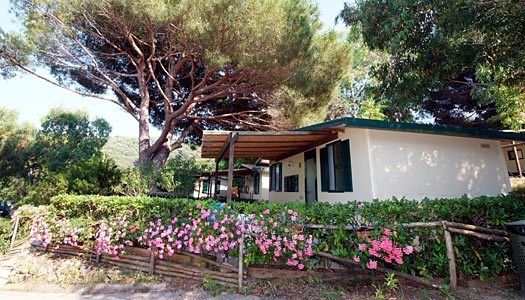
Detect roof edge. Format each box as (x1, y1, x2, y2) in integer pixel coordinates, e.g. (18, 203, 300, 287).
(296, 117, 525, 141)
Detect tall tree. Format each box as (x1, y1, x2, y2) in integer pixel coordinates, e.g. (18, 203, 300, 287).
(340, 0, 525, 129)
(1, 0, 349, 168)
(33, 108, 111, 173)
(325, 27, 386, 121)
(0, 107, 35, 180)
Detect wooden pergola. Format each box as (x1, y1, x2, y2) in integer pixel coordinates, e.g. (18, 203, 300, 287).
(501, 140, 525, 178)
(201, 129, 340, 202)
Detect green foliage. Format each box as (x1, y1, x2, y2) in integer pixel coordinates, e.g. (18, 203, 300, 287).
(0, 218, 11, 254)
(0, 107, 35, 180)
(115, 151, 213, 197)
(64, 155, 121, 195)
(275, 30, 352, 128)
(325, 27, 387, 121)
(4, 0, 350, 168)
(17, 171, 68, 206)
(38, 193, 525, 280)
(340, 0, 525, 129)
(34, 108, 111, 173)
(0, 107, 121, 205)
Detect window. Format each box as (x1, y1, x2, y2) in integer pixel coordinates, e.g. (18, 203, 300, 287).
(320, 139, 353, 192)
(284, 175, 299, 192)
(270, 163, 282, 192)
(202, 180, 209, 194)
(508, 149, 523, 160)
(253, 173, 260, 194)
(215, 180, 220, 195)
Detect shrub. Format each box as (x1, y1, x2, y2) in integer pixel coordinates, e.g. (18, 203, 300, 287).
(19, 193, 525, 279)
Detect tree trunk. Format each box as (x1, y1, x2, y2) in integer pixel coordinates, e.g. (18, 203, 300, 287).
(151, 144, 171, 170)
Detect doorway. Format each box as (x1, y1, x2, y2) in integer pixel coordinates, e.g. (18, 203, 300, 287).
(304, 149, 317, 203)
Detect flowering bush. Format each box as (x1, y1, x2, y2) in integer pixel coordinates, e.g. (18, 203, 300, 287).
(137, 204, 243, 260)
(31, 215, 53, 247)
(353, 228, 413, 270)
(244, 207, 313, 270)
(93, 215, 134, 256)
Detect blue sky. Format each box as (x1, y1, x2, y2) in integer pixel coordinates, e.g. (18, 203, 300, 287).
(0, 1, 347, 137)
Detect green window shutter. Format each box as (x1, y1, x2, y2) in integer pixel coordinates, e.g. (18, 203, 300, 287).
(203, 180, 208, 193)
(341, 139, 353, 192)
(270, 164, 275, 192)
(320, 147, 328, 192)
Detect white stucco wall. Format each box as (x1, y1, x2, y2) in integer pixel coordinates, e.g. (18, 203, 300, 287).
(269, 153, 305, 203)
(239, 171, 270, 201)
(315, 128, 375, 204)
(267, 127, 511, 203)
(368, 130, 511, 200)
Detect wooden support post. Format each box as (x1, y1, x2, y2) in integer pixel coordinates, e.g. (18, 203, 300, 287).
(238, 218, 245, 291)
(512, 141, 523, 178)
(9, 215, 19, 249)
(226, 133, 237, 203)
(443, 226, 457, 290)
(214, 164, 219, 198)
(149, 248, 156, 275)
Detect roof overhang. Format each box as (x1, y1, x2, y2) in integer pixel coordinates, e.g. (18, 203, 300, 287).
(201, 130, 339, 161)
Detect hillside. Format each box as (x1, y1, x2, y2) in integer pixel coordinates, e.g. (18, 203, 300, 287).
(102, 136, 138, 168)
(102, 137, 205, 169)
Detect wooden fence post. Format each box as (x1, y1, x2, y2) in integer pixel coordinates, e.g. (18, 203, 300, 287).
(443, 223, 457, 290)
(9, 215, 20, 249)
(238, 218, 245, 290)
(149, 248, 156, 275)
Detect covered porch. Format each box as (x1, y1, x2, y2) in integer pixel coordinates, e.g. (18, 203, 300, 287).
(201, 129, 341, 202)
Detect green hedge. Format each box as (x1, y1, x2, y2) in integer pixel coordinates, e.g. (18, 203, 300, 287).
(43, 193, 525, 280)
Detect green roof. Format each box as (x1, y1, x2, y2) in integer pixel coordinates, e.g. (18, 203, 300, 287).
(297, 117, 525, 141)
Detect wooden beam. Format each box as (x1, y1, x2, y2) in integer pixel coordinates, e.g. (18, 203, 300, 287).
(501, 141, 525, 148)
(276, 133, 339, 161)
(215, 132, 238, 163)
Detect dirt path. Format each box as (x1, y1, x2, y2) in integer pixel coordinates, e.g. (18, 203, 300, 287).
(0, 290, 279, 300)
(0, 245, 522, 300)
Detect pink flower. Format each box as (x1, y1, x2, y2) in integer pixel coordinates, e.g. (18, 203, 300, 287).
(358, 244, 367, 251)
(263, 209, 270, 215)
(383, 228, 392, 236)
(368, 248, 380, 258)
(353, 256, 360, 263)
(366, 260, 378, 270)
(357, 204, 364, 210)
(403, 245, 414, 255)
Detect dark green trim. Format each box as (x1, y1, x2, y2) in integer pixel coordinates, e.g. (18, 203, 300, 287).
(320, 147, 328, 192)
(297, 117, 525, 141)
(341, 139, 353, 192)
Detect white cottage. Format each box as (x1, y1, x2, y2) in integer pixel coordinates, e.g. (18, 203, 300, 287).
(201, 118, 525, 203)
(194, 160, 270, 201)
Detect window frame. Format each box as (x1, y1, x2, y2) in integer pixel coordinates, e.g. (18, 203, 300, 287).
(508, 149, 524, 161)
(202, 179, 209, 194)
(320, 139, 353, 193)
(253, 173, 260, 195)
(284, 174, 299, 192)
(270, 162, 283, 192)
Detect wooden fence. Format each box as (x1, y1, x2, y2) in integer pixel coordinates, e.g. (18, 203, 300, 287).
(305, 220, 510, 291)
(19, 217, 512, 292)
(32, 243, 246, 288)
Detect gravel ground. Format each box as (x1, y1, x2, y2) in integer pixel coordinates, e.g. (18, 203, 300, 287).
(1, 246, 522, 300)
(0, 287, 282, 300)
